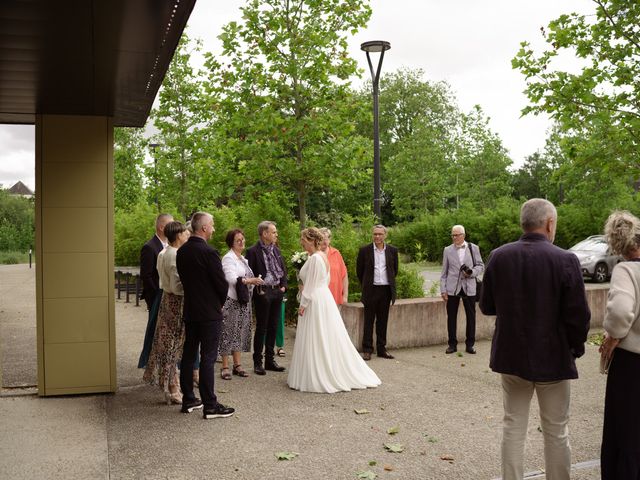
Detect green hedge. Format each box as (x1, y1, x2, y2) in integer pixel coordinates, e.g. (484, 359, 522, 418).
(114, 203, 425, 322)
(389, 197, 640, 263)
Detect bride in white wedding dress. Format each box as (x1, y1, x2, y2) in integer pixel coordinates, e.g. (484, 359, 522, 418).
(287, 228, 381, 393)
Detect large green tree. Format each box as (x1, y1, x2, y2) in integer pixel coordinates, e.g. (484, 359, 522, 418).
(114, 127, 145, 211)
(373, 69, 512, 219)
(376, 69, 459, 220)
(204, 0, 372, 227)
(149, 34, 206, 219)
(512, 0, 640, 178)
(510, 152, 553, 200)
(454, 106, 513, 211)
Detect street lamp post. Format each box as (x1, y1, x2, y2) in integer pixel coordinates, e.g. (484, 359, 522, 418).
(361, 40, 390, 221)
(149, 143, 160, 212)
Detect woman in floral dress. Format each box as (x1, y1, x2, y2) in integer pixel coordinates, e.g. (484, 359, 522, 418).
(143, 221, 189, 404)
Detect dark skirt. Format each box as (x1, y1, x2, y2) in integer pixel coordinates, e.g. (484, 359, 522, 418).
(601, 347, 640, 479)
(218, 296, 252, 355)
(143, 292, 185, 391)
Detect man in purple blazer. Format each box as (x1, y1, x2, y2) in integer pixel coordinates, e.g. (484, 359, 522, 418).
(480, 198, 590, 480)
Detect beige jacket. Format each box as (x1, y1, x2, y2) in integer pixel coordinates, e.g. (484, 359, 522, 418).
(605, 262, 640, 354)
(156, 246, 183, 296)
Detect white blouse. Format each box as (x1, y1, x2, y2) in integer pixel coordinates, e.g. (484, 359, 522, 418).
(222, 249, 254, 300)
(156, 246, 183, 296)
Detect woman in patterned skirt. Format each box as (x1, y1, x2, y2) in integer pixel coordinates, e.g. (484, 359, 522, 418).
(143, 221, 190, 404)
(219, 229, 264, 379)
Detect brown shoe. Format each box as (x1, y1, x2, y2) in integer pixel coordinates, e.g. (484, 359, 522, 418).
(362, 352, 371, 361)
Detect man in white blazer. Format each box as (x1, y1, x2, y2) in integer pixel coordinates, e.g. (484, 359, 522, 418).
(440, 225, 484, 354)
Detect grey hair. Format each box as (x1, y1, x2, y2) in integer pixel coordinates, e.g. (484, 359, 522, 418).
(258, 220, 275, 237)
(155, 213, 173, 229)
(319, 227, 331, 239)
(604, 210, 640, 256)
(190, 212, 212, 233)
(373, 224, 387, 233)
(520, 198, 557, 231)
(452, 224, 465, 234)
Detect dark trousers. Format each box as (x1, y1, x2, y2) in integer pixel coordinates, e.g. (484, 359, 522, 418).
(180, 320, 221, 409)
(362, 285, 392, 354)
(137, 289, 162, 368)
(253, 287, 283, 365)
(601, 348, 640, 479)
(445, 290, 476, 349)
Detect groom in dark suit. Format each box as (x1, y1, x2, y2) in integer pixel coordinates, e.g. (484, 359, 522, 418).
(356, 224, 399, 360)
(176, 212, 234, 419)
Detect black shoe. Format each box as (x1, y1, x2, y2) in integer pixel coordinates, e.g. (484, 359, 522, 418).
(181, 398, 203, 413)
(445, 347, 457, 354)
(265, 360, 285, 372)
(203, 403, 235, 419)
(254, 363, 266, 375)
(377, 351, 395, 359)
(465, 347, 476, 354)
(362, 352, 371, 361)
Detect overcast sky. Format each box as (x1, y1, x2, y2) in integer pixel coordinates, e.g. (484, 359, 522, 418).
(0, 0, 594, 191)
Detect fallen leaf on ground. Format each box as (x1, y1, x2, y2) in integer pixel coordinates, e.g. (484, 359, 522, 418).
(354, 409, 370, 415)
(368, 460, 377, 466)
(384, 443, 405, 453)
(440, 455, 454, 461)
(387, 426, 399, 435)
(356, 471, 377, 479)
(275, 452, 299, 461)
(383, 465, 394, 471)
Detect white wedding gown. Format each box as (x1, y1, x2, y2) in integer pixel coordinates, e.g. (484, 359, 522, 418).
(287, 253, 381, 393)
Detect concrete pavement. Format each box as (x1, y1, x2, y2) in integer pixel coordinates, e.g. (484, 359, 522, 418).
(1, 264, 605, 479)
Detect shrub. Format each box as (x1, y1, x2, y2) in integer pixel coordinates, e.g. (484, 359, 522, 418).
(395, 264, 426, 299)
(0, 251, 27, 264)
(390, 198, 523, 262)
(114, 202, 177, 266)
(0, 190, 34, 252)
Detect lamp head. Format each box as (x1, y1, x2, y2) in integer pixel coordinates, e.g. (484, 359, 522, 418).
(360, 40, 391, 53)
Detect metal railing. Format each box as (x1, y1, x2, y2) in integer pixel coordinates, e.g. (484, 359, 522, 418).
(114, 269, 141, 306)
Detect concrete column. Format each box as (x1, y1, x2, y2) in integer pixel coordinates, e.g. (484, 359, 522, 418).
(35, 115, 116, 395)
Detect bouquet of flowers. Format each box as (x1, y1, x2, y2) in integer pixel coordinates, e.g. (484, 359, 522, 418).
(290, 251, 309, 271)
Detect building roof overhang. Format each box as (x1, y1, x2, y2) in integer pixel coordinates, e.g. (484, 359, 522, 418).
(0, 0, 196, 127)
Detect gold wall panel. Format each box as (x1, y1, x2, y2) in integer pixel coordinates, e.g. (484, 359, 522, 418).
(41, 116, 108, 164)
(41, 162, 108, 208)
(42, 252, 108, 299)
(42, 207, 108, 253)
(43, 297, 109, 344)
(44, 342, 111, 389)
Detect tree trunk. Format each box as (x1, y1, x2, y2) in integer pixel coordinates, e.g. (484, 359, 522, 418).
(297, 180, 307, 229)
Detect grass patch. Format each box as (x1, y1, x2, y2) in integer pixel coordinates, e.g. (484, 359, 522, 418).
(0, 251, 32, 264)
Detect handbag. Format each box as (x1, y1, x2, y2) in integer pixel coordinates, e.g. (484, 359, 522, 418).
(236, 277, 250, 304)
(469, 243, 482, 302)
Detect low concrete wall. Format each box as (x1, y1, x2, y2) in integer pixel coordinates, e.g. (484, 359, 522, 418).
(341, 285, 608, 351)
